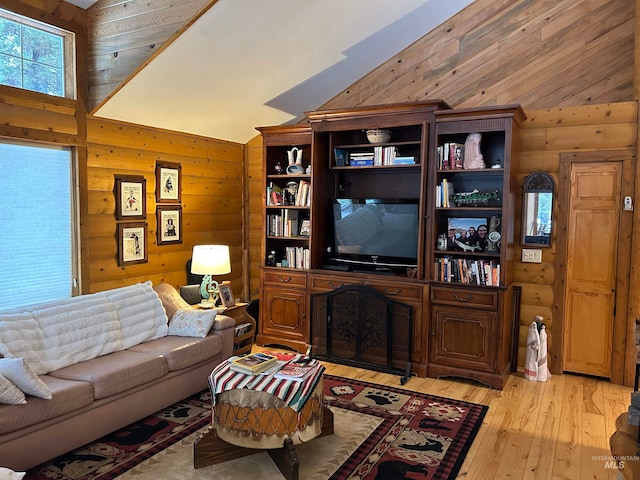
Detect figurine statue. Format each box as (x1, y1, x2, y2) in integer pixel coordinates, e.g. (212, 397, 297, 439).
(463, 133, 485, 169)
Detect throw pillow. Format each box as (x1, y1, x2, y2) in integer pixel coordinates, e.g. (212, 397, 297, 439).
(0, 468, 25, 480)
(0, 357, 52, 399)
(168, 308, 217, 338)
(0, 374, 26, 405)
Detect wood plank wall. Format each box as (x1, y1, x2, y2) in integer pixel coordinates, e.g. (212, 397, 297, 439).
(320, 0, 634, 111)
(85, 117, 244, 296)
(86, 0, 213, 112)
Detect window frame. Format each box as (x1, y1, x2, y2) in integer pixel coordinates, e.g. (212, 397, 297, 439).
(0, 138, 81, 309)
(0, 8, 77, 100)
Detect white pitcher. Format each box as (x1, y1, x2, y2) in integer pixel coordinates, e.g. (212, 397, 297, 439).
(287, 147, 303, 166)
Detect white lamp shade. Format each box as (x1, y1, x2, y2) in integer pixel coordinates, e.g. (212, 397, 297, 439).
(191, 245, 231, 275)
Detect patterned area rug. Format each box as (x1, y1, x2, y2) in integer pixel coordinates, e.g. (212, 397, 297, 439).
(25, 375, 487, 480)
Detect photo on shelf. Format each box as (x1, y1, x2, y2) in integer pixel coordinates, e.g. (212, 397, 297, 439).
(299, 219, 310, 236)
(446, 217, 488, 252)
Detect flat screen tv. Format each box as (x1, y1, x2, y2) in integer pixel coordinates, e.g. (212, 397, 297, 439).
(331, 198, 419, 268)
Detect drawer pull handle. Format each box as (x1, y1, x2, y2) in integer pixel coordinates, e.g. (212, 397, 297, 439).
(329, 281, 344, 288)
(453, 294, 473, 302)
(384, 288, 401, 296)
(278, 276, 292, 283)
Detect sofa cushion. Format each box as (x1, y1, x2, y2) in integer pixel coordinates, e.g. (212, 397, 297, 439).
(168, 308, 218, 337)
(48, 351, 168, 400)
(0, 374, 25, 405)
(153, 283, 192, 319)
(0, 358, 51, 399)
(0, 376, 93, 435)
(127, 333, 223, 371)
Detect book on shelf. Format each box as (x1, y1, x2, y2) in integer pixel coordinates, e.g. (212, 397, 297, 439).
(350, 158, 374, 166)
(437, 143, 464, 169)
(283, 209, 299, 237)
(274, 360, 317, 381)
(449, 143, 464, 169)
(229, 352, 278, 374)
(296, 180, 310, 206)
(434, 256, 500, 286)
(334, 148, 347, 166)
(439, 179, 455, 207)
(393, 156, 416, 165)
(349, 152, 374, 166)
(267, 183, 283, 206)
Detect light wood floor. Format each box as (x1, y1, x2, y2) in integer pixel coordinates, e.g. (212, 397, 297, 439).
(257, 347, 631, 479)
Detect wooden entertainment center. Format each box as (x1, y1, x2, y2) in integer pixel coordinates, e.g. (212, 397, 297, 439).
(256, 101, 525, 389)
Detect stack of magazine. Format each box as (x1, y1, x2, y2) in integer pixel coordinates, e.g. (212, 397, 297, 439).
(229, 352, 278, 375)
(273, 360, 316, 382)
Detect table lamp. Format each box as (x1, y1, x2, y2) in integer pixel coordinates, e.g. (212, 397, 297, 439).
(190, 245, 231, 307)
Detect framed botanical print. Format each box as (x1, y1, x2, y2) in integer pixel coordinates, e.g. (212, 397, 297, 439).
(156, 205, 182, 245)
(117, 222, 148, 266)
(155, 161, 181, 203)
(114, 175, 146, 220)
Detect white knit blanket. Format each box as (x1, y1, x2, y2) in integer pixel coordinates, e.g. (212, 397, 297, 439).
(0, 282, 168, 375)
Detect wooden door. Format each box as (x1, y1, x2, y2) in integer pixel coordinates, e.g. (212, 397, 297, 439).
(562, 162, 621, 377)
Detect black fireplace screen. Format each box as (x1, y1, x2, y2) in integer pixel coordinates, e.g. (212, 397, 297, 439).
(311, 285, 412, 384)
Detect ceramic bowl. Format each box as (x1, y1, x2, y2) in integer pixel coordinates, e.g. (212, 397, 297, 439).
(366, 129, 391, 144)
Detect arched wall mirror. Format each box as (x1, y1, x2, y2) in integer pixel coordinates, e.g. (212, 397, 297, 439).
(522, 172, 554, 247)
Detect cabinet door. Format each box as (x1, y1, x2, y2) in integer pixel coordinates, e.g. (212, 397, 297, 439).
(261, 286, 307, 344)
(429, 305, 496, 372)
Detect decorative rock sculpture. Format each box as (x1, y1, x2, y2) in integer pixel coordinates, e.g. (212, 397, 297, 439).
(463, 133, 485, 169)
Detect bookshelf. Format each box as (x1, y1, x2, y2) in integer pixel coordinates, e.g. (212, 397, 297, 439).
(255, 125, 313, 351)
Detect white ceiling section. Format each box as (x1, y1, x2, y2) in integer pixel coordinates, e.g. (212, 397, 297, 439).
(90, 0, 473, 144)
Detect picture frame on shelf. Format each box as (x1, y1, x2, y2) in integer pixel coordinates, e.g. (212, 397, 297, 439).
(156, 205, 182, 245)
(218, 281, 236, 307)
(447, 217, 488, 252)
(117, 222, 148, 266)
(155, 161, 181, 203)
(114, 175, 146, 220)
(299, 219, 310, 236)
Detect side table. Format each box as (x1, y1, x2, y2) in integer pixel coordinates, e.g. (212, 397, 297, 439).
(204, 302, 256, 355)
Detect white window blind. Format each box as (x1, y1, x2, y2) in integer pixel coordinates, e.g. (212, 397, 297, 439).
(0, 142, 74, 310)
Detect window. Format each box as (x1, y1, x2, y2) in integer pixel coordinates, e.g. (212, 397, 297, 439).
(0, 141, 78, 310)
(0, 9, 76, 98)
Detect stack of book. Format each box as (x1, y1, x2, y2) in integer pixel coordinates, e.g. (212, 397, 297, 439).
(229, 352, 278, 375)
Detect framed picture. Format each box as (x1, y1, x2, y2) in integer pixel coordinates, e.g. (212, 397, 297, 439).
(114, 175, 146, 220)
(218, 281, 236, 307)
(117, 222, 148, 266)
(155, 161, 181, 203)
(156, 205, 182, 245)
(299, 219, 310, 236)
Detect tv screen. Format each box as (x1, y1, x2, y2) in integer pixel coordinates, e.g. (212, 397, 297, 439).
(332, 198, 419, 268)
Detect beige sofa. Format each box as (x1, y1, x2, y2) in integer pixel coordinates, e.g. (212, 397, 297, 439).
(0, 282, 234, 471)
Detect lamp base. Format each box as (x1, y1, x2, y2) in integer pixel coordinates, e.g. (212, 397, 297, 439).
(198, 301, 216, 309)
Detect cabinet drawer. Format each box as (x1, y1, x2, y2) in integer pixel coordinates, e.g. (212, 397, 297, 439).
(430, 286, 497, 309)
(310, 275, 360, 291)
(367, 281, 423, 303)
(263, 270, 307, 288)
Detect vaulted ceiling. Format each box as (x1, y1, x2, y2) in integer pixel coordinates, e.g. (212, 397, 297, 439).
(76, 0, 473, 143)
